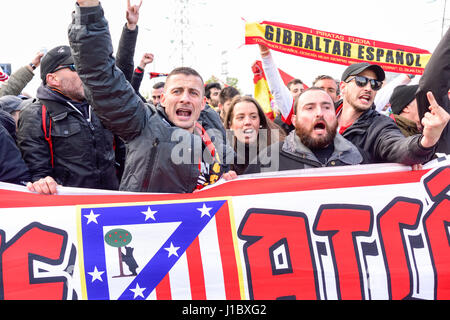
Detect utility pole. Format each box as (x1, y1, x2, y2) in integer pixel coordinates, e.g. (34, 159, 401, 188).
(221, 50, 229, 81)
(442, 0, 448, 37)
(171, 0, 193, 67)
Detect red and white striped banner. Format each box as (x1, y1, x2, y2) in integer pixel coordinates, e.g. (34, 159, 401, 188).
(0, 156, 448, 300)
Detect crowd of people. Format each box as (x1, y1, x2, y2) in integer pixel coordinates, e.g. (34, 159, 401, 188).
(0, 0, 449, 195)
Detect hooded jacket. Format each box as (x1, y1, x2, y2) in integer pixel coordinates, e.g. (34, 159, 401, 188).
(17, 84, 119, 189)
(245, 130, 365, 174)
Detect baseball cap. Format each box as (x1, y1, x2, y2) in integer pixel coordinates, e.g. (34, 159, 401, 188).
(341, 62, 385, 82)
(389, 85, 419, 115)
(40, 45, 74, 84)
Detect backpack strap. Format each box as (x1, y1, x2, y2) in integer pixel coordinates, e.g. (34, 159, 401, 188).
(41, 104, 54, 168)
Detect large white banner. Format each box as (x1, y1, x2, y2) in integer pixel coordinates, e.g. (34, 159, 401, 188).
(0, 157, 448, 300)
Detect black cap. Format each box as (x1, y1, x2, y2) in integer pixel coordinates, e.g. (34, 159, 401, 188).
(40, 45, 74, 84)
(389, 84, 419, 115)
(341, 62, 385, 82)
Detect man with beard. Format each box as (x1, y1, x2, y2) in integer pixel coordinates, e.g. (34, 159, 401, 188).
(336, 62, 449, 164)
(205, 82, 221, 112)
(17, 45, 119, 194)
(245, 87, 367, 173)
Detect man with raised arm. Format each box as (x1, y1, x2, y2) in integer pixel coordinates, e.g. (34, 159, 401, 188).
(337, 62, 449, 164)
(68, 0, 234, 193)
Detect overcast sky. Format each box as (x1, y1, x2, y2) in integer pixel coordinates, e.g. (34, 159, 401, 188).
(1, 0, 448, 96)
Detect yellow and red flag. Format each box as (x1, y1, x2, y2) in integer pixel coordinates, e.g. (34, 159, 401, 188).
(252, 60, 294, 120)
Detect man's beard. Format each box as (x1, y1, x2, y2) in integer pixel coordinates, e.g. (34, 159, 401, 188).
(295, 118, 338, 149)
(60, 78, 85, 102)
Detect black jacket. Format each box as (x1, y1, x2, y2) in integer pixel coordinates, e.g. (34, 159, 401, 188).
(17, 85, 119, 190)
(0, 121, 30, 185)
(68, 5, 233, 193)
(416, 27, 450, 154)
(115, 23, 147, 103)
(336, 102, 435, 165)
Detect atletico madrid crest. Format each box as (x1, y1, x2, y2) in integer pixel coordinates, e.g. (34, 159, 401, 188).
(78, 199, 237, 300)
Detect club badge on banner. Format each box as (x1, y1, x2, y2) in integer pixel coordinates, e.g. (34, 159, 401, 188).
(0, 156, 448, 300)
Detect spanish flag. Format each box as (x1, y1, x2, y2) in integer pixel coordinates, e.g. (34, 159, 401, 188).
(252, 60, 294, 120)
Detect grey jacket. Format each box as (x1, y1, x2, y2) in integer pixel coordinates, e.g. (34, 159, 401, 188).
(0, 65, 34, 97)
(245, 130, 366, 174)
(68, 4, 231, 193)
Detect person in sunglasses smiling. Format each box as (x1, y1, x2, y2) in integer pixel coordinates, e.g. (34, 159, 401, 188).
(336, 62, 449, 165)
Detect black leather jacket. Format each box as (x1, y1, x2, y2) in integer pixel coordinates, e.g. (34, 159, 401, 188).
(336, 102, 435, 165)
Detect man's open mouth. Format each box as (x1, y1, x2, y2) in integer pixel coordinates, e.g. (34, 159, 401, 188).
(176, 109, 192, 118)
(359, 94, 371, 103)
(314, 122, 325, 130)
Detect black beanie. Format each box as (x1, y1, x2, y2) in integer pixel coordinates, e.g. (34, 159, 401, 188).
(389, 85, 419, 115)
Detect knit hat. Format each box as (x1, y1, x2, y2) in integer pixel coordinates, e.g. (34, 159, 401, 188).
(40, 45, 74, 84)
(389, 85, 419, 115)
(0, 95, 23, 114)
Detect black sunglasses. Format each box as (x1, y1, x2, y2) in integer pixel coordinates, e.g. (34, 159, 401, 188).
(53, 64, 76, 73)
(345, 75, 382, 91)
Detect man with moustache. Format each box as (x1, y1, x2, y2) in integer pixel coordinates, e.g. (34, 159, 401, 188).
(245, 87, 367, 173)
(17, 45, 119, 194)
(336, 62, 449, 164)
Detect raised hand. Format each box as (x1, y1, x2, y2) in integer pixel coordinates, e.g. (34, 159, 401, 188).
(420, 91, 450, 148)
(258, 44, 271, 57)
(138, 53, 154, 69)
(126, 0, 143, 30)
(31, 51, 44, 68)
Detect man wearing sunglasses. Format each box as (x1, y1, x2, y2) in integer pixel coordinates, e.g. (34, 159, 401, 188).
(17, 45, 119, 194)
(337, 62, 449, 165)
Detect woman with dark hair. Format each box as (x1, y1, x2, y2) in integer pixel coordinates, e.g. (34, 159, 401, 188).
(224, 95, 285, 175)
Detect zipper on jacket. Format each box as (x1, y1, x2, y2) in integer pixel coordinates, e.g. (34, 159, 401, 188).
(141, 138, 159, 191)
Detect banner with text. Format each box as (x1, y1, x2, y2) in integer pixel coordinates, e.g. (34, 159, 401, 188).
(0, 158, 448, 300)
(245, 21, 432, 75)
